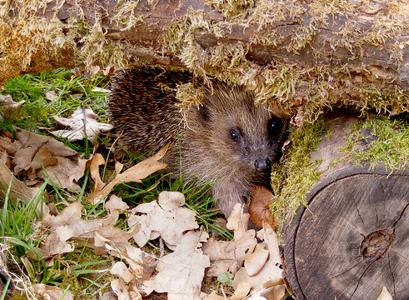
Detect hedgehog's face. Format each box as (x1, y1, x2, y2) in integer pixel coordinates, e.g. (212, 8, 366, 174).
(217, 115, 287, 184)
(227, 116, 285, 167)
(195, 86, 288, 184)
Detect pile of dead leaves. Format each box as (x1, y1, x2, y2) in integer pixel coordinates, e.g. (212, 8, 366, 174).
(0, 105, 286, 300)
(35, 194, 285, 300)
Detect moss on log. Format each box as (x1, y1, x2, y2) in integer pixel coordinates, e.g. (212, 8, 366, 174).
(279, 114, 409, 298)
(272, 114, 409, 221)
(2, 1, 409, 120)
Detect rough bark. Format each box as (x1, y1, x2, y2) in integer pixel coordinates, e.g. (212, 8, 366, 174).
(2, 1, 409, 118)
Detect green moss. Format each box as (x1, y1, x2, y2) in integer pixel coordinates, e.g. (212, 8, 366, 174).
(347, 116, 409, 170)
(164, 6, 409, 122)
(161, 2, 409, 123)
(271, 115, 409, 223)
(175, 82, 206, 109)
(111, 0, 143, 31)
(360, 86, 409, 115)
(0, 0, 135, 85)
(79, 21, 128, 69)
(56, 248, 112, 297)
(271, 118, 327, 221)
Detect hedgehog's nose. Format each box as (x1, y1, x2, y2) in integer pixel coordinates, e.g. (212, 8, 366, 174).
(254, 158, 272, 172)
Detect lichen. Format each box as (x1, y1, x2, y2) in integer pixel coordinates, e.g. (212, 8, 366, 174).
(271, 118, 327, 221)
(346, 116, 409, 170)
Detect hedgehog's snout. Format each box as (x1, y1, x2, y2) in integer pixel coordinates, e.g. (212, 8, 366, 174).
(254, 158, 272, 173)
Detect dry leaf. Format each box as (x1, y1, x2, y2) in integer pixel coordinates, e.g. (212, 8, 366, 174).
(152, 230, 210, 300)
(41, 231, 75, 257)
(377, 287, 393, 300)
(226, 203, 253, 237)
(111, 279, 142, 300)
(42, 202, 82, 228)
(244, 244, 269, 276)
(89, 153, 106, 192)
(232, 226, 284, 298)
(0, 94, 25, 119)
(248, 185, 277, 229)
(40, 201, 137, 257)
(87, 146, 168, 204)
(258, 226, 281, 265)
(51, 108, 113, 142)
(45, 91, 59, 102)
(231, 281, 251, 300)
(203, 204, 257, 277)
(202, 292, 224, 300)
(54, 210, 119, 242)
(105, 195, 129, 213)
(33, 284, 73, 300)
(0, 162, 37, 201)
(111, 261, 134, 283)
(94, 225, 139, 249)
(115, 161, 124, 174)
(245, 285, 286, 300)
(0, 94, 25, 107)
(128, 191, 198, 249)
(232, 266, 283, 296)
(42, 154, 87, 192)
(12, 128, 87, 192)
(0, 135, 20, 155)
(0, 150, 8, 166)
(86, 65, 116, 77)
(92, 87, 111, 93)
(71, 93, 83, 100)
(105, 242, 146, 276)
(105, 242, 156, 297)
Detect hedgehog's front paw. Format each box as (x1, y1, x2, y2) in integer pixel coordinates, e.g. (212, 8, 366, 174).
(212, 180, 247, 217)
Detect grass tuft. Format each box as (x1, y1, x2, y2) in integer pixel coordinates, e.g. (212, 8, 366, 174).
(1, 68, 109, 130)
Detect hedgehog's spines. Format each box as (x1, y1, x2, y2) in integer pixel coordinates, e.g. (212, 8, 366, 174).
(108, 67, 289, 217)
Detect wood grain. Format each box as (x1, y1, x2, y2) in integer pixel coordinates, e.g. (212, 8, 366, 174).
(283, 168, 409, 299)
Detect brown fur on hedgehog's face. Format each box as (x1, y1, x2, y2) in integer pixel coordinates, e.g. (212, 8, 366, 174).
(184, 83, 288, 185)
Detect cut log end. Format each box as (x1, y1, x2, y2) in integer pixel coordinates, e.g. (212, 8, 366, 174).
(283, 169, 409, 300)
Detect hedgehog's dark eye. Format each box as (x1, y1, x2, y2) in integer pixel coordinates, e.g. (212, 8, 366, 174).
(268, 118, 281, 136)
(230, 128, 240, 142)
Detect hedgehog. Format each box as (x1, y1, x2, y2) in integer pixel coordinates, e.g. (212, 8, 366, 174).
(108, 68, 288, 217)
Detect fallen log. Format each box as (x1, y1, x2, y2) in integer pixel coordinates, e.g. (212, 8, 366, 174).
(281, 115, 409, 299)
(2, 1, 409, 119)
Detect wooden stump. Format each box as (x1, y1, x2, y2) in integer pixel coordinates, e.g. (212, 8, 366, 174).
(282, 116, 409, 299)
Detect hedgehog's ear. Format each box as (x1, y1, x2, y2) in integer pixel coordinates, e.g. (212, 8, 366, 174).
(197, 104, 210, 124)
